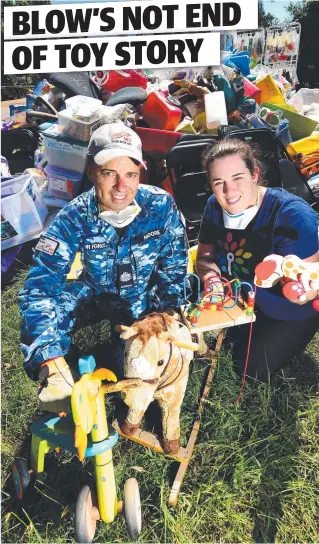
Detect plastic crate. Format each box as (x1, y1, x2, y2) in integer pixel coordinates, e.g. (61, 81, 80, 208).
(43, 124, 88, 174)
(1, 174, 48, 250)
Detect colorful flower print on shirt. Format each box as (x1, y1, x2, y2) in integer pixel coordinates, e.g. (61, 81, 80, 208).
(217, 232, 252, 276)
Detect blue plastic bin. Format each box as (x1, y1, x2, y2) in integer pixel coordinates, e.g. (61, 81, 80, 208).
(277, 120, 293, 147)
(45, 165, 83, 201)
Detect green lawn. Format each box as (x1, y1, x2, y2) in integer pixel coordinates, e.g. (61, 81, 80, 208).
(2, 272, 319, 543)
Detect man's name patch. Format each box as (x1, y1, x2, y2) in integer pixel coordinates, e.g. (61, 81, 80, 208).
(134, 229, 163, 244)
(35, 236, 59, 256)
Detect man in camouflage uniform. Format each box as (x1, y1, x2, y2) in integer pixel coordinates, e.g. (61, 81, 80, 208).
(19, 122, 188, 413)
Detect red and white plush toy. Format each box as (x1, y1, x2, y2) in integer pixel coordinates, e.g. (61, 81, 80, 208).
(254, 254, 319, 312)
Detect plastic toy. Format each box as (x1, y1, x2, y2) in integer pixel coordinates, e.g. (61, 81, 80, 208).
(173, 79, 211, 98)
(12, 356, 143, 543)
(293, 152, 319, 180)
(259, 106, 282, 129)
(90, 70, 148, 92)
(227, 109, 252, 129)
(254, 254, 319, 312)
(139, 91, 182, 131)
(183, 273, 255, 328)
(238, 99, 257, 115)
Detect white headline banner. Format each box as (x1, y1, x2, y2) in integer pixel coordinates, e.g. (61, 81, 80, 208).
(4, 32, 221, 75)
(4, 0, 258, 40)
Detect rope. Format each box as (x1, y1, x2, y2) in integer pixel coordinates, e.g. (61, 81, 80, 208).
(234, 283, 257, 405)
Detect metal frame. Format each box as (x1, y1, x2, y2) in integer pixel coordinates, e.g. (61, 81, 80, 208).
(235, 28, 266, 65)
(263, 22, 301, 84)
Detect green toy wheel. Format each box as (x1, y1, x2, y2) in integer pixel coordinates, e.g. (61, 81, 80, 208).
(12, 458, 31, 500)
(75, 485, 100, 543)
(123, 478, 142, 540)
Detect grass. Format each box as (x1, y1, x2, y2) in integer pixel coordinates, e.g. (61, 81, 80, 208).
(1, 271, 319, 543)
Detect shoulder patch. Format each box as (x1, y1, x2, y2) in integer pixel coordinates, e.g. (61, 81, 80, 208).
(35, 236, 59, 256)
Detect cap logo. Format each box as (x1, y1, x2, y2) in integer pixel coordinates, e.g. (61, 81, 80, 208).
(111, 132, 132, 146)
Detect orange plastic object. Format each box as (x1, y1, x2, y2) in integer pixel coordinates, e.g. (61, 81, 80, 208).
(92, 368, 117, 382)
(140, 91, 182, 131)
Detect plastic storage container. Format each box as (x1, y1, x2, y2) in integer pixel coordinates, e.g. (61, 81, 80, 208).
(204, 92, 228, 131)
(65, 95, 102, 111)
(288, 88, 319, 115)
(58, 108, 102, 142)
(222, 52, 251, 76)
(45, 164, 83, 201)
(139, 91, 182, 131)
(43, 124, 88, 174)
(1, 174, 48, 250)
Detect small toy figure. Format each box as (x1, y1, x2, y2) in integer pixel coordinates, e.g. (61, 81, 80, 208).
(173, 79, 211, 98)
(254, 254, 319, 311)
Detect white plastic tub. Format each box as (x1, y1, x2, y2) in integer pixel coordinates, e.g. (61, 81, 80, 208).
(45, 164, 83, 201)
(1, 174, 48, 250)
(65, 95, 102, 110)
(43, 124, 88, 174)
(204, 92, 228, 130)
(288, 88, 319, 115)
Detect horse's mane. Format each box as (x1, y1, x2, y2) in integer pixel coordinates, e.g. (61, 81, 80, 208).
(130, 313, 174, 347)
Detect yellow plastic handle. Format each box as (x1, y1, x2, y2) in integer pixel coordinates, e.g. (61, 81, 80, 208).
(71, 368, 118, 461)
(91, 368, 117, 382)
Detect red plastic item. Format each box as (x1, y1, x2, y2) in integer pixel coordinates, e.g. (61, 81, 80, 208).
(91, 70, 148, 92)
(134, 127, 181, 159)
(139, 91, 182, 131)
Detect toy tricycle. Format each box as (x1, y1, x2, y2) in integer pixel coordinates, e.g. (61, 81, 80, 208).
(12, 356, 143, 543)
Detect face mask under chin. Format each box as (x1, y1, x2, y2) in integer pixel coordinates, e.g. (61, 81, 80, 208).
(223, 189, 260, 230)
(98, 201, 141, 228)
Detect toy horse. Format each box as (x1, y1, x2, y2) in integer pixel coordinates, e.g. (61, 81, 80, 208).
(115, 313, 205, 454)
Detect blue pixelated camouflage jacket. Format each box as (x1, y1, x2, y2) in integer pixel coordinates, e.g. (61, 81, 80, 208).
(19, 185, 188, 377)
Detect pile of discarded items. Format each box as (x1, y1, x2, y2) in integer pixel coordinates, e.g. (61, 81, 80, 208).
(1, 45, 319, 284)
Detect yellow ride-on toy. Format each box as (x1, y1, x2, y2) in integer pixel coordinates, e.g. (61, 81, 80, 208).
(12, 355, 143, 543)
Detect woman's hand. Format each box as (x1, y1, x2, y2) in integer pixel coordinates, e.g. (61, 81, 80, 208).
(202, 267, 222, 285)
(282, 274, 319, 305)
(196, 243, 221, 283)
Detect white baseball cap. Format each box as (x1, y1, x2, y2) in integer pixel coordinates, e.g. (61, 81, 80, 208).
(88, 122, 146, 169)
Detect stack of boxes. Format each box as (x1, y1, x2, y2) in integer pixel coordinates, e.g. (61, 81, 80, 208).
(43, 96, 103, 202)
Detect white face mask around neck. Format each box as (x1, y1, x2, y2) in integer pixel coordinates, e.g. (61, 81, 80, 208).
(223, 188, 260, 230)
(98, 200, 141, 228)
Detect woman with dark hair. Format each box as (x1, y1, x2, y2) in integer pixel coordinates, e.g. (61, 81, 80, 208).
(196, 138, 319, 382)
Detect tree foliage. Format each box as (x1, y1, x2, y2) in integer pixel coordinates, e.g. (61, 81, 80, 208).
(285, 1, 319, 87)
(258, 0, 279, 28)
